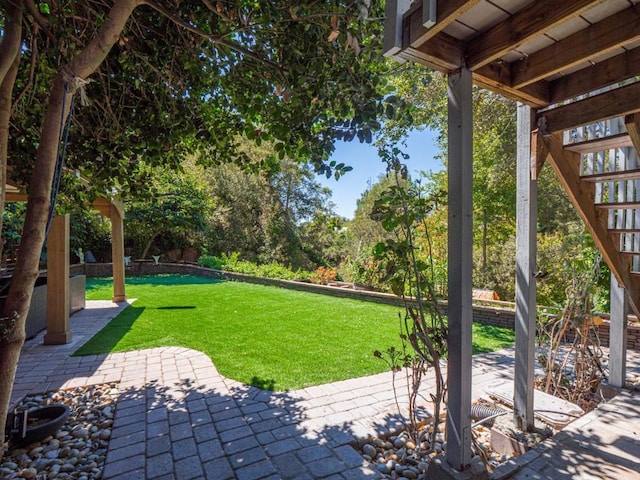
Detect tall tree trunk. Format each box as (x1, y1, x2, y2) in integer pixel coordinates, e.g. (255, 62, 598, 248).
(141, 231, 161, 260)
(0, 0, 23, 457)
(0, 0, 141, 455)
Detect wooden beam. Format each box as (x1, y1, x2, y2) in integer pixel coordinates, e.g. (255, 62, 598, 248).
(383, 0, 410, 59)
(512, 5, 640, 89)
(551, 47, 640, 103)
(581, 168, 640, 183)
(444, 66, 474, 472)
(514, 103, 537, 431)
(406, 0, 481, 48)
(44, 215, 72, 345)
(92, 197, 112, 217)
(609, 273, 628, 388)
(595, 201, 640, 209)
(564, 133, 632, 154)
(532, 128, 548, 180)
(542, 132, 640, 318)
(402, 19, 463, 71)
(474, 65, 549, 107)
(624, 113, 640, 155)
(467, 0, 605, 71)
(609, 228, 640, 233)
(111, 202, 126, 303)
(5, 192, 28, 202)
(538, 82, 640, 133)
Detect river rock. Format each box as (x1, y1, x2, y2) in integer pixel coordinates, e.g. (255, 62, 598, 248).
(362, 443, 377, 457)
(73, 429, 90, 439)
(393, 437, 406, 449)
(18, 467, 37, 479)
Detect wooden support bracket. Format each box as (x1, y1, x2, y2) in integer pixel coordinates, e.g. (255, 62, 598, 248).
(624, 112, 640, 155)
(531, 129, 547, 180)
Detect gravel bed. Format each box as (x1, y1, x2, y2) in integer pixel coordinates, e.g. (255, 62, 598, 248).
(360, 420, 504, 480)
(1, 383, 118, 480)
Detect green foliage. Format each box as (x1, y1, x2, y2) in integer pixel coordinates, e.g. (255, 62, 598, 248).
(125, 164, 213, 258)
(197, 255, 224, 270)
(203, 155, 344, 271)
(197, 254, 312, 281)
(8, 0, 398, 200)
(346, 248, 389, 290)
(345, 172, 399, 257)
(1, 203, 26, 264)
(69, 210, 112, 263)
(368, 152, 447, 445)
(537, 226, 610, 311)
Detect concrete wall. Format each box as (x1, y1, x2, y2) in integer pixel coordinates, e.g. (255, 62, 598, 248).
(77, 263, 640, 350)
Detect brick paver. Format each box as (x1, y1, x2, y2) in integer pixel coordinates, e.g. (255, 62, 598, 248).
(12, 300, 640, 479)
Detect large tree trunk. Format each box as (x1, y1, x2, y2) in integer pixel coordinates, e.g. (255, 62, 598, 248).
(0, 0, 24, 458)
(0, 0, 141, 455)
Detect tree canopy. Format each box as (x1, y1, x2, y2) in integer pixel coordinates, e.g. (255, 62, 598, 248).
(7, 0, 395, 199)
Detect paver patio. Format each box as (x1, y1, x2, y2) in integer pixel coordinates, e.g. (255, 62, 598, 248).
(8, 300, 640, 479)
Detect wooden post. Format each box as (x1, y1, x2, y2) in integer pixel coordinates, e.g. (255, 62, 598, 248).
(445, 66, 473, 471)
(514, 103, 537, 431)
(44, 214, 71, 345)
(111, 202, 126, 303)
(609, 273, 628, 388)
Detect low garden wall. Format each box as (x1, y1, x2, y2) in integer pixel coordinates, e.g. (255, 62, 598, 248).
(76, 262, 640, 350)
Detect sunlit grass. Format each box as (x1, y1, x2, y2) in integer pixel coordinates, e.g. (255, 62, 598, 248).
(76, 275, 514, 390)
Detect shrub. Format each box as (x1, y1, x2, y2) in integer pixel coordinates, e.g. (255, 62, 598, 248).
(310, 266, 337, 285)
(198, 255, 312, 282)
(197, 255, 224, 270)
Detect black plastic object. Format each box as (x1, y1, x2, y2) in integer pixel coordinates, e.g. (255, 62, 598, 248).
(6, 404, 70, 447)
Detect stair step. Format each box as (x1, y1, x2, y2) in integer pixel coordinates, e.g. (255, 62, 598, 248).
(564, 133, 633, 153)
(620, 251, 640, 256)
(609, 228, 640, 233)
(595, 202, 640, 209)
(581, 168, 640, 182)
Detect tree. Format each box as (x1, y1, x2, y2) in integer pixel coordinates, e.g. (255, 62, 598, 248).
(0, 0, 396, 452)
(204, 155, 339, 271)
(125, 165, 212, 259)
(347, 173, 400, 255)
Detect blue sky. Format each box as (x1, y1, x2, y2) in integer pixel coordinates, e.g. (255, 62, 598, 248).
(317, 128, 444, 218)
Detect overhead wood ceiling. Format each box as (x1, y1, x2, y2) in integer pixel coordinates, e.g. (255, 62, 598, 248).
(388, 0, 640, 125)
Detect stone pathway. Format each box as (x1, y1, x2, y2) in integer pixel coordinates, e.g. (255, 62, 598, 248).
(9, 300, 640, 479)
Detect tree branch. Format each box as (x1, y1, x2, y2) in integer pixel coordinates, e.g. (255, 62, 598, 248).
(11, 23, 39, 116)
(0, 0, 23, 87)
(140, 0, 285, 79)
(24, 0, 56, 42)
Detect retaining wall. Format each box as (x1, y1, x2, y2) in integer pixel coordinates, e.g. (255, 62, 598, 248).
(75, 262, 640, 350)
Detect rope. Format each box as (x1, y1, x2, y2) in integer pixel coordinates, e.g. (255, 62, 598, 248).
(45, 76, 82, 237)
(45, 71, 91, 238)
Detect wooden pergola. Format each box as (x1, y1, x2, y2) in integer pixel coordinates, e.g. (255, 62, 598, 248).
(4, 184, 126, 344)
(384, 0, 640, 476)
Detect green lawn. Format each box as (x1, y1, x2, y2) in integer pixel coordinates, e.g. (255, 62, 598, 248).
(76, 274, 514, 390)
